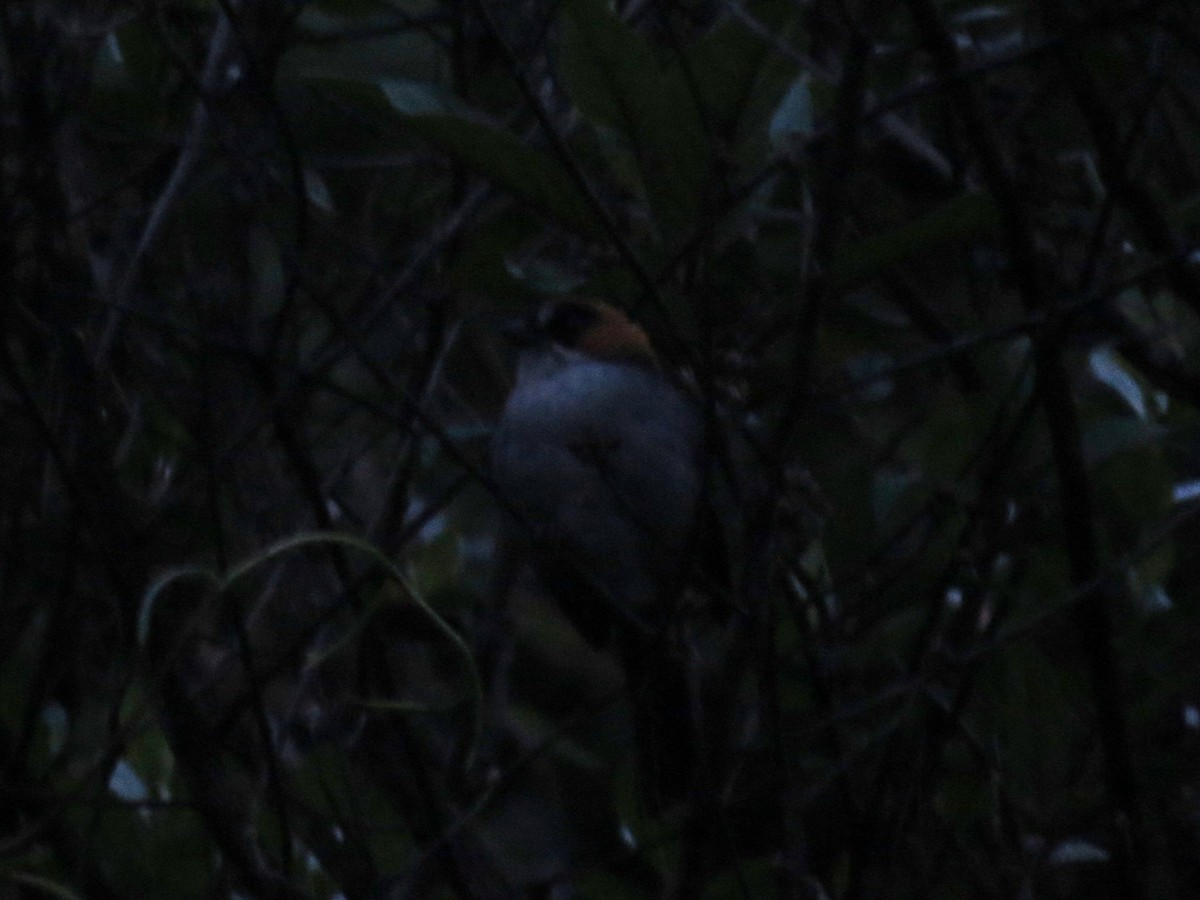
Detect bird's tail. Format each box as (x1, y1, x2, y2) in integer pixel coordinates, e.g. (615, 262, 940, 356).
(617, 622, 736, 816)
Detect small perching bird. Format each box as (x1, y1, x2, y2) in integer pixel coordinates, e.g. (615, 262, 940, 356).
(490, 297, 758, 813)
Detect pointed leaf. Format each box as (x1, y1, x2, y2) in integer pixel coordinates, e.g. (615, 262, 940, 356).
(1089, 346, 1147, 419)
(769, 74, 814, 150)
(560, 0, 706, 239)
(832, 193, 999, 288)
(382, 79, 600, 236)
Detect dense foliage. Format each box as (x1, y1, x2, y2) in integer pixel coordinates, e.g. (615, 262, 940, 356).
(3, 0, 1200, 897)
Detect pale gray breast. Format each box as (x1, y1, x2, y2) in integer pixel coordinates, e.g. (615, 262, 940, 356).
(491, 357, 703, 608)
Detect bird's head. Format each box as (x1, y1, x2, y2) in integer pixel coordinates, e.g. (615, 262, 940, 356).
(503, 299, 658, 374)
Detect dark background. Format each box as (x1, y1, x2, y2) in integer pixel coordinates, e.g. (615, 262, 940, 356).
(3, 0, 1200, 897)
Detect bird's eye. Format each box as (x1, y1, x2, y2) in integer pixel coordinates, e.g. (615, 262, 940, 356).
(540, 301, 601, 346)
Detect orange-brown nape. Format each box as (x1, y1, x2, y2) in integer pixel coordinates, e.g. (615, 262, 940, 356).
(558, 299, 658, 365)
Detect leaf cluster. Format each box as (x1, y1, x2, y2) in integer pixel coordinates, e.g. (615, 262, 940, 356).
(3, 0, 1200, 898)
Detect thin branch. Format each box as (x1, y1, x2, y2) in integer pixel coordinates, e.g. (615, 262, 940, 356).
(94, 11, 236, 365)
(902, 4, 1148, 898)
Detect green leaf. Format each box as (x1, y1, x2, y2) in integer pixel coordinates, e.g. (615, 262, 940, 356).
(380, 78, 472, 117)
(41, 704, 68, 758)
(1093, 434, 1173, 529)
(832, 193, 1000, 288)
(381, 80, 600, 236)
(447, 211, 544, 296)
(560, 0, 707, 241)
(1089, 346, 1148, 419)
(248, 226, 285, 316)
(282, 31, 443, 82)
(1082, 416, 1168, 466)
(986, 643, 1084, 798)
(1048, 838, 1110, 865)
(409, 528, 462, 598)
(303, 168, 335, 214)
(0, 612, 47, 732)
(872, 467, 921, 530)
(89, 805, 217, 898)
(505, 256, 588, 293)
(108, 759, 149, 804)
(768, 74, 814, 151)
(684, 0, 800, 167)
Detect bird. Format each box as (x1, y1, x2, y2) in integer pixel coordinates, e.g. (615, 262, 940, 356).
(489, 297, 755, 814)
